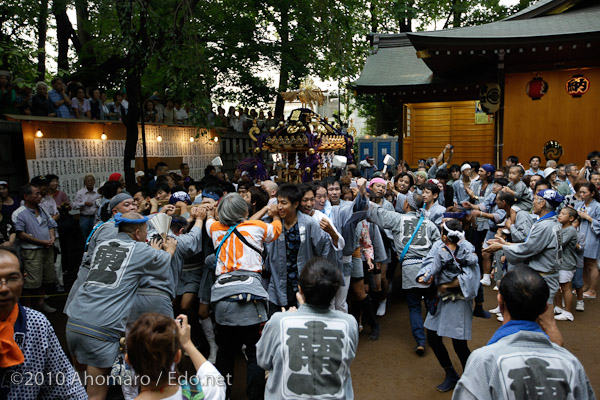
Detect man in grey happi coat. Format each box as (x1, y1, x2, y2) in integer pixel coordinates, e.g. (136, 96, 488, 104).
(485, 189, 565, 347)
(64, 193, 138, 312)
(64, 194, 174, 311)
(65, 212, 177, 399)
(257, 257, 358, 400)
(368, 192, 440, 353)
(324, 177, 368, 312)
(128, 209, 204, 323)
(453, 266, 595, 400)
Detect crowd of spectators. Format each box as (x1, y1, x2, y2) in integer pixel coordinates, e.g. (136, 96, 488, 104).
(1, 143, 600, 398)
(0, 71, 281, 132)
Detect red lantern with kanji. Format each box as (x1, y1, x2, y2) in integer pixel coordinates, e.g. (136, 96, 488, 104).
(566, 75, 590, 98)
(526, 76, 548, 100)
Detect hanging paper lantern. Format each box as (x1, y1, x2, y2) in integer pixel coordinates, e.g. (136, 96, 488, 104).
(543, 140, 563, 162)
(526, 76, 548, 100)
(479, 83, 501, 113)
(565, 74, 590, 98)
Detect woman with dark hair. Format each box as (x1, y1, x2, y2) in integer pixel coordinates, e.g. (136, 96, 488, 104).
(241, 186, 269, 217)
(576, 182, 600, 299)
(143, 99, 158, 123)
(46, 174, 71, 208)
(98, 181, 122, 222)
(464, 164, 495, 290)
(391, 172, 414, 213)
(417, 217, 480, 392)
(257, 257, 358, 399)
(447, 164, 461, 185)
(71, 87, 91, 119)
(126, 313, 225, 399)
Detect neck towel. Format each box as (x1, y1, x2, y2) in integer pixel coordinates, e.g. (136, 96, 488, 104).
(0, 304, 25, 368)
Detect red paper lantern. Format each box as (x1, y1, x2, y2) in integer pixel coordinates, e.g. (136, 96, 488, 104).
(526, 76, 548, 100)
(566, 75, 590, 98)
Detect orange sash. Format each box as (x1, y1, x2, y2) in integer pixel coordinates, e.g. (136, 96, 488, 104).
(0, 304, 25, 368)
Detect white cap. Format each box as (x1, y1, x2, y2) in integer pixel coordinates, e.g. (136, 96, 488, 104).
(543, 167, 557, 179)
(135, 171, 145, 178)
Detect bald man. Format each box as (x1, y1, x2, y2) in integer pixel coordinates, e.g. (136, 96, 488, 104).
(261, 180, 279, 205)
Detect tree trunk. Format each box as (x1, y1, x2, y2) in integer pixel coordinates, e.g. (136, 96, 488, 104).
(123, 72, 141, 193)
(452, 0, 462, 28)
(74, 0, 96, 67)
(399, 18, 411, 32)
(52, 0, 70, 72)
(37, 0, 48, 81)
(274, 3, 290, 119)
(53, 0, 83, 72)
(369, 1, 377, 33)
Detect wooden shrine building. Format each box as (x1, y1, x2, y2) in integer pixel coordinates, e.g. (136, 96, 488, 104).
(353, 0, 600, 167)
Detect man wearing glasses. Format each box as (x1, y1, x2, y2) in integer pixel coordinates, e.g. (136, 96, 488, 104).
(0, 247, 86, 399)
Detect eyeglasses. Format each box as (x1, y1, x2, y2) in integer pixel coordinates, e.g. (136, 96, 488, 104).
(0, 276, 23, 287)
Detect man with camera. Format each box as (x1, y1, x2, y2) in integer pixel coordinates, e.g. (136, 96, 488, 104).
(578, 151, 600, 182)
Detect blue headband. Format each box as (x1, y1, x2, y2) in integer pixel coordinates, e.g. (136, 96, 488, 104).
(202, 190, 220, 201)
(114, 212, 149, 226)
(443, 211, 469, 219)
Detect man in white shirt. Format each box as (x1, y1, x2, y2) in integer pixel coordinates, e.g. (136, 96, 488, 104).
(72, 174, 101, 240)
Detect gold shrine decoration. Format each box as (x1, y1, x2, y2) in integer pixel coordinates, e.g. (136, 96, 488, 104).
(260, 108, 347, 153)
(280, 78, 327, 110)
(347, 119, 357, 138)
(248, 119, 260, 141)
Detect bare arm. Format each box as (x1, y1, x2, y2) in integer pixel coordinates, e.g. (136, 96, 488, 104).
(249, 205, 270, 221)
(177, 314, 209, 370)
(439, 277, 460, 293)
(319, 218, 339, 248)
(435, 144, 453, 165)
(162, 236, 177, 256)
(0, 233, 17, 248)
(17, 231, 52, 247)
(446, 147, 454, 164)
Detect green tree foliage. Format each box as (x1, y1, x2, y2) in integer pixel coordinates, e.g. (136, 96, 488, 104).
(2, 0, 536, 169)
(0, 0, 44, 83)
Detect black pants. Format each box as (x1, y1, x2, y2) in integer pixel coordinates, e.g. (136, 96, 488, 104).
(427, 329, 471, 370)
(215, 323, 265, 400)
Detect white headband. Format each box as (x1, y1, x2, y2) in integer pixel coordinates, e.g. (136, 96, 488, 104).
(460, 164, 472, 172)
(442, 222, 465, 242)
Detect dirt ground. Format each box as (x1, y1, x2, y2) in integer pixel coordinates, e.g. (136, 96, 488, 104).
(349, 282, 600, 400)
(47, 275, 599, 399)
